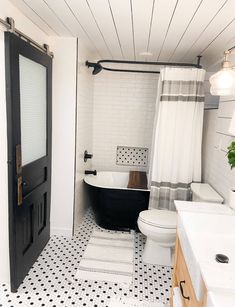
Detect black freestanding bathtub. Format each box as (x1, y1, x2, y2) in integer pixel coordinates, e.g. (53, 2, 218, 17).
(84, 171, 150, 230)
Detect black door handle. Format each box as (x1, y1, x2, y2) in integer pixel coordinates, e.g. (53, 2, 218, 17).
(179, 280, 190, 300)
(23, 180, 29, 187)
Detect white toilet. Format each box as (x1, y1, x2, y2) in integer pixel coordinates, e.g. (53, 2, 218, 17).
(138, 182, 223, 266)
(138, 209, 177, 266)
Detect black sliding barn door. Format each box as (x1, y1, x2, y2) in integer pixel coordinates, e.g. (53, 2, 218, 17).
(5, 32, 52, 292)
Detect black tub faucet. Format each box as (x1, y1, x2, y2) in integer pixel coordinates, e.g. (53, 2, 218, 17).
(85, 170, 97, 175)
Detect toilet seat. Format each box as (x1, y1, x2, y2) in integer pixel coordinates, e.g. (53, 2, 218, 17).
(138, 209, 177, 229)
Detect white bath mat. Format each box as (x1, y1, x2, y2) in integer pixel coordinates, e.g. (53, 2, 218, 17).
(75, 230, 134, 286)
(109, 297, 168, 307)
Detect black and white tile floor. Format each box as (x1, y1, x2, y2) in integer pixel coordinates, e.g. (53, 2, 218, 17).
(0, 210, 172, 307)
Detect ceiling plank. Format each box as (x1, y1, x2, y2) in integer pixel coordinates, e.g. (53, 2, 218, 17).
(200, 20, 235, 68)
(8, 0, 235, 67)
(108, 0, 134, 60)
(23, 0, 72, 36)
(42, 0, 74, 36)
(157, 0, 204, 62)
(182, 0, 235, 63)
(87, 0, 123, 59)
(45, 0, 86, 36)
(44, 0, 99, 55)
(170, 0, 228, 62)
(9, 0, 58, 35)
(131, 0, 155, 61)
(64, 0, 111, 58)
(148, 0, 179, 61)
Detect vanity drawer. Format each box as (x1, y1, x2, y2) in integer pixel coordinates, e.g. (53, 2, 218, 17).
(175, 243, 203, 307)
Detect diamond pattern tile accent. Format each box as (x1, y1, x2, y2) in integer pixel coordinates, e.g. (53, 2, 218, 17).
(116, 146, 148, 167)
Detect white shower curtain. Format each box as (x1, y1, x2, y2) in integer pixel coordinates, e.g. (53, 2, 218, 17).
(149, 67, 205, 211)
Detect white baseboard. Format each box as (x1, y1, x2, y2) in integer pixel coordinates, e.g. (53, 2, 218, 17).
(51, 227, 73, 237)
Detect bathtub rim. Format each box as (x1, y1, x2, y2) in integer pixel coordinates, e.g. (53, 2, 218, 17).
(84, 171, 150, 192)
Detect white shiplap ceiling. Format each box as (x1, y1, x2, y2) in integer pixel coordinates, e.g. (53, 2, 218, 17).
(9, 0, 235, 68)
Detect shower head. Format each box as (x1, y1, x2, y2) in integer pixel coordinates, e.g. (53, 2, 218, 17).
(93, 63, 102, 75)
(86, 61, 103, 75)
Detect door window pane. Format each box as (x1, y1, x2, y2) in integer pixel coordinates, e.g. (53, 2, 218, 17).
(19, 55, 47, 166)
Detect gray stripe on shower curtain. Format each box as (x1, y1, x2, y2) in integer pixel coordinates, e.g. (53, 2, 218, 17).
(149, 68, 205, 211)
(151, 181, 191, 189)
(149, 183, 191, 211)
(161, 95, 204, 102)
(161, 80, 204, 95)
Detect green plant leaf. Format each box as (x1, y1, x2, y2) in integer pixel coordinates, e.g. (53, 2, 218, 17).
(227, 141, 235, 169)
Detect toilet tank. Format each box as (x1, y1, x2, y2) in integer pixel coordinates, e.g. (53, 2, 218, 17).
(191, 183, 223, 204)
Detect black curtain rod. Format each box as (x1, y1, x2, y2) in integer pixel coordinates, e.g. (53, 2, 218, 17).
(86, 56, 202, 75)
(102, 66, 160, 74)
(98, 58, 202, 68)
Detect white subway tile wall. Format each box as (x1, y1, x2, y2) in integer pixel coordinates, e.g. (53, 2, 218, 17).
(74, 41, 95, 228)
(202, 95, 235, 204)
(92, 70, 158, 172)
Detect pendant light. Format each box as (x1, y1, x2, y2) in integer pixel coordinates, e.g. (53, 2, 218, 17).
(209, 48, 235, 96)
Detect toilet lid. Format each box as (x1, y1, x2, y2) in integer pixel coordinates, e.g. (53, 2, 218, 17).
(139, 209, 177, 229)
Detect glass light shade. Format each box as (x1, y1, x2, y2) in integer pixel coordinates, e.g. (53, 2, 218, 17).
(209, 68, 235, 96)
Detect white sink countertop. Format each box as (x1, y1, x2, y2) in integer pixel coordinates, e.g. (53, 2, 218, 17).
(207, 291, 235, 307)
(175, 201, 235, 307)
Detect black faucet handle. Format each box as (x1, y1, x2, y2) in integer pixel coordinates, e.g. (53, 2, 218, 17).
(84, 150, 93, 162)
(85, 170, 97, 175)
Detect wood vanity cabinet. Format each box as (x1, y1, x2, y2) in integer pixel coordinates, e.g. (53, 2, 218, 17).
(170, 235, 207, 307)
